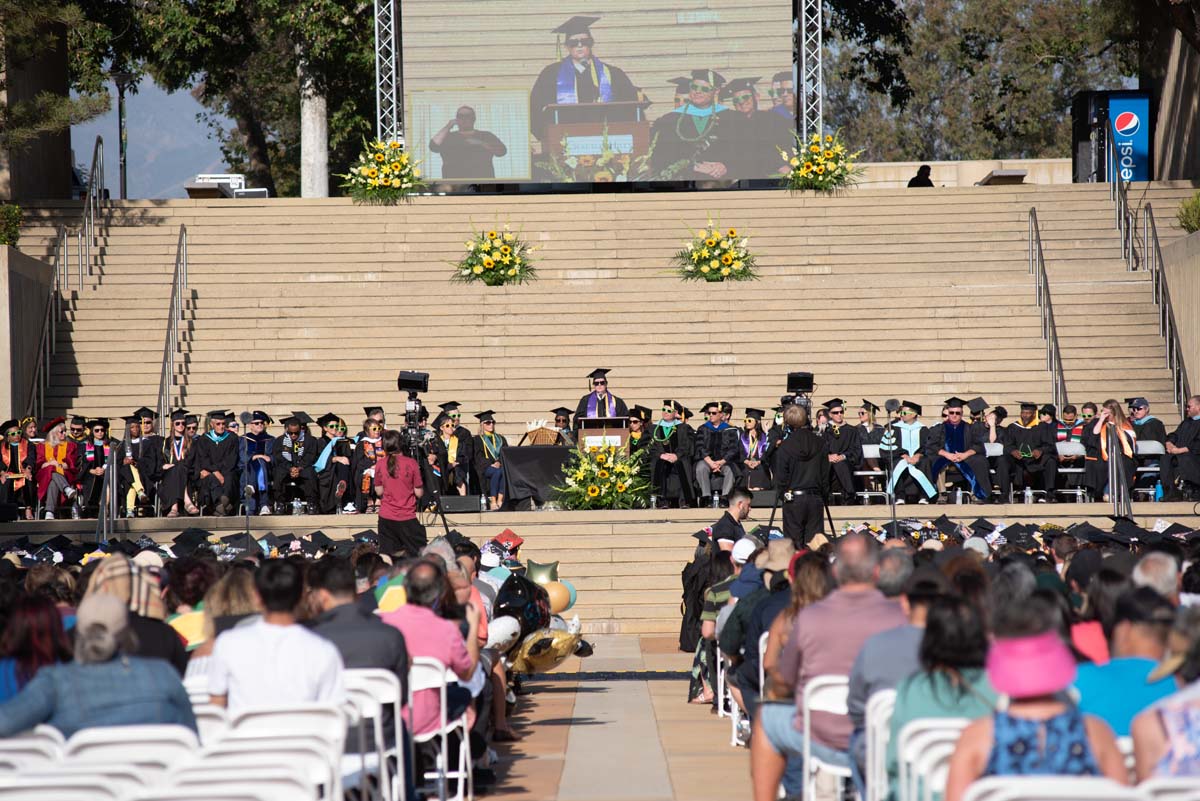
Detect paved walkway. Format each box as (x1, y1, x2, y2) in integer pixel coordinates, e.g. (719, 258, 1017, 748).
(488, 636, 751, 801)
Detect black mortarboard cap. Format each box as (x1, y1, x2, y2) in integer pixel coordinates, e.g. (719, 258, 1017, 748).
(744, 408, 765, 421)
(668, 77, 691, 93)
(308, 530, 335, 549)
(184, 415, 198, 426)
(719, 76, 761, 98)
(120, 415, 140, 425)
(689, 69, 726, 88)
(316, 413, 339, 429)
(299, 539, 321, 556)
(943, 397, 967, 409)
(0, 419, 18, 433)
(969, 517, 995, 535)
(663, 400, 684, 414)
(822, 398, 846, 410)
(1162, 523, 1194, 538)
(1018, 401, 1038, 411)
(967, 397, 988, 415)
(87, 418, 109, 429)
(329, 539, 356, 558)
(352, 528, 379, 543)
(134, 407, 158, 420)
(224, 412, 238, 423)
(630, 405, 652, 423)
(206, 409, 228, 419)
(220, 532, 256, 553)
(438, 402, 462, 413)
(993, 406, 1009, 422)
(363, 406, 384, 417)
(1066, 521, 1106, 544)
(251, 410, 273, 423)
(110, 539, 139, 557)
(475, 410, 496, 423)
(258, 534, 284, 549)
(900, 401, 922, 415)
(170, 408, 189, 422)
(43, 534, 73, 552)
(60, 543, 89, 565)
(682, 406, 694, 419)
(432, 413, 450, 429)
(691, 528, 712, 545)
(553, 15, 599, 35)
(1111, 517, 1153, 544)
(861, 399, 880, 414)
(70, 415, 87, 426)
(1039, 404, 1056, 417)
(173, 528, 212, 555)
(932, 514, 961, 539)
(551, 407, 573, 419)
(587, 368, 610, 380)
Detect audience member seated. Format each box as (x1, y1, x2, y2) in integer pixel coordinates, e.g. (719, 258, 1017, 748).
(1133, 551, 1181, 606)
(1073, 587, 1176, 736)
(86, 555, 188, 675)
(943, 596, 1128, 801)
(0, 593, 196, 737)
(750, 533, 907, 801)
(208, 559, 345, 711)
(1131, 607, 1200, 779)
(185, 565, 262, 680)
(0, 595, 72, 703)
(886, 595, 997, 801)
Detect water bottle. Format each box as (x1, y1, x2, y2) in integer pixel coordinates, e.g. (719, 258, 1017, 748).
(1023, 486, 1033, 505)
(711, 491, 719, 509)
(1155, 481, 1164, 502)
(649, 494, 658, 508)
(955, 487, 963, 505)
(292, 498, 303, 516)
(479, 494, 487, 512)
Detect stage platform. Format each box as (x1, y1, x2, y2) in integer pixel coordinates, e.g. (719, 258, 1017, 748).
(3, 503, 1196, 635)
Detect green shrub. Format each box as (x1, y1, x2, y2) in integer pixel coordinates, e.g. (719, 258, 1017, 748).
(1179, 191, 1200, 234)
(0, 205, 19, 247)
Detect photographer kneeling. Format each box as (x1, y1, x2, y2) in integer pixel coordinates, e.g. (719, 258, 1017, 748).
(773, 404, 830, 547)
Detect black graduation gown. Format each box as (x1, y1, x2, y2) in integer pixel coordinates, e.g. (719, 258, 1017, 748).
(923, 421, 993, 499)
(429, 434, 471, 494)
(0, 440, 36, 507)
(1003, 422, 1058, 494)
(764, 426, 787, 479)
(77, 438, 118, 506)
(529, 58, 639, 142)
(191, 432, 240, 508)
(734, 429, 771, 490)
(693, 423, 738, 466)
(647, 106, 740, 181)
(158, 436, 194, 509)
(627, 431, 652, 484)
(117, 437, 164, 510)
(1081, 424, 1137, 498)
(1133, 417, 1168, 444)
(822, 424, 863, 500)
(350, 437, 385, 512)
(272, 431, 319, 506)
(1163, 418, 1200, 492)
(314, 435, 354, 514)
(573, 393, 628, 430)
(472, 433, 508, 479)
(857, 424, 885, 447)
(648, 423, 694, 503)
(727, 109, 794, 178)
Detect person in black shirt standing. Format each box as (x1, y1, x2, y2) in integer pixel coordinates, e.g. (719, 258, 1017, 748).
(773, 404, 830, 546)
(429, 106, 508, 180)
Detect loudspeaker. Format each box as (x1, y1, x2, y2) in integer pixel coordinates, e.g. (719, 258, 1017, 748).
(751, 490, 777, 508)
(440, 494, 484, 513)
(0, 504, 15, 522)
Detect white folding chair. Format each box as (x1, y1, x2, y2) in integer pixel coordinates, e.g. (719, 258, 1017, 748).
(409, 656, 473, 801)
(0, 775, 122, 800)
(984, 443, 1005, 501)
(1135, 440, 1166, 500)
(15, 764, 148, 797)
(228, 704, 347, 799)
(169, 765, 317, 801)
(64, 724, 199, 770)
(724, 654, 746, 747)
(803, 675, 852, 801)
(197, 737, 333, 795)
(1139, 777, 1200, 801)
(1118, 736, 1136, 782)
(128, 792, 268, 801)
(184, 674, 211, 706)
(856, 445, 889, 504)
(1055, 441, 1088, 502)
(0, 727, 64, 770)
(345, 668, 407, 801)
(192, 703, 229, 746)
(716, 655, 729, 719)
(896, 717, 968, 801)
(962, 776, 1150, 801)
(758, 631, 770, 694)
(864, 689, 897, 801)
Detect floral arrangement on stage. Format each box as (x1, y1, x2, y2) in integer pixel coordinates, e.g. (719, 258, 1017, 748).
(338, 138, 425, 204)
(451, 223, 538, 286)
(535, 127, 656, 183)
(554, 445, 649, 510)
(671, 217, 758, 282)
(780, 130, 862, 193)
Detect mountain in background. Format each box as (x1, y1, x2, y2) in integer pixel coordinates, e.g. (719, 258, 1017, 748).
(71, 82, 231, 200)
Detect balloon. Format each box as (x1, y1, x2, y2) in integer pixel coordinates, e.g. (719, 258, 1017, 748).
(485, 616, 522, 653)
(525, 560, 559, 585)
(510, 615, 583, 673)
(549, 615, 568, 631)
(559, 578, 577, 611)
(544, 581, 570, 615)
(492, 574, 551, 639)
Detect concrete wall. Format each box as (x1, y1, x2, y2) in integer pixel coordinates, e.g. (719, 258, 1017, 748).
(1151, 30, 1200, 181)
(0, 247, 54, 418)
(856, 158, 1072, 189)
(1162, 230, 1200, 395)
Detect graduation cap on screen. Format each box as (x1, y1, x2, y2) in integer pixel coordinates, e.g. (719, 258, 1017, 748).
(967, 397, 989, 415)
(668, 77, 691, 95)
(719, 76, 761, 99)
(316, 413, 340, 429)
(553, 15, 599, 36)
(689, 69, 726, 89)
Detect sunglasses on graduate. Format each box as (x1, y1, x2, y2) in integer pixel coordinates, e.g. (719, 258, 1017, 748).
(708, 410, 721, 416)
(731, 92, 754, 104)
(593, 380, 607, 387)
(566, 37, 593, 47)
(449, 413, 461, 419)
(1081, 413, 1095, 420)
(830, 409, 844, 415)
(946, 411, 962, 417)
(690, 82, 715, 93)
(768, 87, 794, 97)
(4, 430, 19, 437)
(858, 411, 868, 417)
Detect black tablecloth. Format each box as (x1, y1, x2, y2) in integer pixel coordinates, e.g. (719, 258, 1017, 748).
(502, 446, 572, 504)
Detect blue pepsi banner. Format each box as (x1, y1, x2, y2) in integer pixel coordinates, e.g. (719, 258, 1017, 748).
(1108, 94, 1151, 182)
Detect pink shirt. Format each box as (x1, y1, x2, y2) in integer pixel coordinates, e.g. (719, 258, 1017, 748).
(375, 453, 422, 521)
(778, 587, 906, 750)
(381, 604, 471, 735)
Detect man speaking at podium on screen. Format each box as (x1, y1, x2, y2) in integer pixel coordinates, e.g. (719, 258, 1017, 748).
(529, 15, 639, 143)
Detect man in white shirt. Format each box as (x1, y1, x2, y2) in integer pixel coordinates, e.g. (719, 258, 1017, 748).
(209, 559, 344, 711)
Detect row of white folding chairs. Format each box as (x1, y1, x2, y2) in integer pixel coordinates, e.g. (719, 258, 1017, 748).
(963, 776, 1200, 801)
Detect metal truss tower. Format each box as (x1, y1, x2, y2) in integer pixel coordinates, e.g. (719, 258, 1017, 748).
(799, 0, 823, 142)
(374, 0, 403, 143)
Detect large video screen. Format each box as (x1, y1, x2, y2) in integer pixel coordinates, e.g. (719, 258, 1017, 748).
(401, 1, 795, 184)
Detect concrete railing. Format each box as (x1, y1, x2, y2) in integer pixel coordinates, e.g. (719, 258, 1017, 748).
(1160, 227, 1200, 411)
(0, 247, 55, 418)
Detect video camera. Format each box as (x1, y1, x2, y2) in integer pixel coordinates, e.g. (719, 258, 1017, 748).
(779, 371, 814, 412)
(396, 370, 432, 456)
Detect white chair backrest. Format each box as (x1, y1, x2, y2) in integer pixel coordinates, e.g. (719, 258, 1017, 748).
(200, 738, 332, 789)
(897, 717, 969, 801)
(184, 674, 211, 706)
(128, 792, 268, 801)
(757, 632, 770, 692)
(804, 674, 849, 715)
(962, 776, 1149, 801)
(16, 764, 147, 796)
(171, 765, 317, 801)
(229, 703, 346, 748)
(862, 444, 881, 459)
(1056, 441, 1086, 457)
(409, 657, 455, 695)
(1137, 440, 1167, 456)
(0, 734, 62, 768)
(64, 724, 199, 768)
(865, 689, 897, 801)
(1139, 777, 1200, 800)
(0, 776, 122, 800)
(192, 704, 228, 746)
(985, 442, 1003, 458)
(344, 668, 403, 705)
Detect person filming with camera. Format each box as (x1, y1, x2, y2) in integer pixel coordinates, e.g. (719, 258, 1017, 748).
(374, 429, 426, 557)
(773, 404, 830, 547)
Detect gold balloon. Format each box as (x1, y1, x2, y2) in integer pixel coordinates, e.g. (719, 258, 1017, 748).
(510, 627, 582, 673)
(525, 560, 559, 585)
(544, 581, 570, 615)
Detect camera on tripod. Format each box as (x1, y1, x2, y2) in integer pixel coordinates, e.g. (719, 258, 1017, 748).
(397, 370, 431, 456)
(779, 371, 814, 413)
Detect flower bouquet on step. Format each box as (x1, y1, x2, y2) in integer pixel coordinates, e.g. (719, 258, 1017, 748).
(672, 217, 758, 282)
(338, 138, 425, 204)
(553, 445, 649, 510)
(451, 223, 537, 286)
(779, 130, 862, 193)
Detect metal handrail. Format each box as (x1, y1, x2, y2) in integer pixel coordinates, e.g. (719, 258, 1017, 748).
(1142, 204, 1191, 416)
(1106, 136, 1139, 271)
(79, 136, 105, 286)
(93, 445, 118, 543)
(1027, 208, 1069, 410)
(157, 225, 189, 423)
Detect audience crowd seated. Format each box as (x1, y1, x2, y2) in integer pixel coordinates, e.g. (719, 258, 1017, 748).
(9, 393, 1198, 520)
(678, 513, 1200, 801)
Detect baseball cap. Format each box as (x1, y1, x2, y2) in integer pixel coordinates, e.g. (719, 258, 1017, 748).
(731, 538, 757, 566)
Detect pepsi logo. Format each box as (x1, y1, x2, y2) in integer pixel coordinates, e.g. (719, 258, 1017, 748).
(1114, 111, 1140, 137)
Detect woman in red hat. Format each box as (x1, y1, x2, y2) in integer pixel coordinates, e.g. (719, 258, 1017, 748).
(35, 418, 78, 520)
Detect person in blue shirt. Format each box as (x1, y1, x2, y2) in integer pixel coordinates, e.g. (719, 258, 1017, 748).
(0, 595, 72, 703)
(1073, 587, 1177, 737)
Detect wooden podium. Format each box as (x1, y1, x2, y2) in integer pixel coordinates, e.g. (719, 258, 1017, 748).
(577, 416, 629, 449)
(543, 101, 652, 162)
